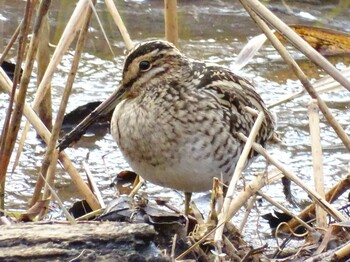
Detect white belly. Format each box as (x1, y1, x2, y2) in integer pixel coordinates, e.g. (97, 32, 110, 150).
(110, 99, 241, 192)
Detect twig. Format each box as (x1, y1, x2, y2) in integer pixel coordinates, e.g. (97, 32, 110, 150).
(83, 160, 106, 209)
(170, 234, 177, 261)
(38, 170, 76, 224)
(334, 240, 350, 261)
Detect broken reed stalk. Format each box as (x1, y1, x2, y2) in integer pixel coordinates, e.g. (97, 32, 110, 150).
(105, 0, 133, 50)
(164, 0, 178, 47)
(26, 0, 90, 124)
(0, 0, 34, 211)
(42, 3, 94, 201)
(257, 191, 314, 232)
(37, 11, 52, 131)
(240, 1, 350, 151)
(31, 2, 94, 210)
(207, 178, 223, 223)
(242, 0, 350, 92)
(14, 0, 52, 207)
(83, 161, 106, 208)
(0, 23, 21, 65)
(308, 100, 327, 229)
(6, 0, 100, 210)
(286, 172, 350, 232)
(214, 111, 264, 244)
(238, 194, 256, 233)
(313, 69, 350, 93)
(12, 4, 54, 173)
(179, 171, 283, 261)
(314, 226, 336, 255)
(225, 171, 283, 224)
(334, 241, 350, 261)
(237, 133, 347, 222)
(38, 172, 76, 224)
(13, 0, 91, 173)
(0, 69, 100, 210)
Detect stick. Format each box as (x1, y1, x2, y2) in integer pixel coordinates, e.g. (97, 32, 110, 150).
(238, 194, 256, 233)
(0, 23, 21, 65)
(334, 241, 350, 261)
(164, 0, 178, 47)
(104, 0, 133, 50)
(0, 69, 101, 210)
(257, 191, 314, 232)
(237, 133, 346, 222)
(308, 100, 327, 228)
(36, 0, 94, 210)
(0, 0, 35, 211)
(214, 112, 264, 243)
(37, 12, 52, 130)
(240, 1, 350, 151)
(242, 0, 350, 91)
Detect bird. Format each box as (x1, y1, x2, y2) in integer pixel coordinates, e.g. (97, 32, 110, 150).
(59, 39, 276, 215)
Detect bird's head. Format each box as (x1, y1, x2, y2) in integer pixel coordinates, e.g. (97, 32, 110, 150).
(58, 40, 182, 151)
(120, 40, 184, 98)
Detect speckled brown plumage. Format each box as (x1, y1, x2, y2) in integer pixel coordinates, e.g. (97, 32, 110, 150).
(59, 40, 276, 198)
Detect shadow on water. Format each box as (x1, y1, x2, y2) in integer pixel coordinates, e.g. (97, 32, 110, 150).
(0, 0, 349, 247)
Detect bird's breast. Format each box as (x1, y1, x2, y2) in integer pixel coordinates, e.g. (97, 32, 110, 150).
(109, 94, 244, 192)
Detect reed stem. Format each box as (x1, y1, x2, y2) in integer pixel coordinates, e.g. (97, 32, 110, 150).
(164, 0, 178, 47)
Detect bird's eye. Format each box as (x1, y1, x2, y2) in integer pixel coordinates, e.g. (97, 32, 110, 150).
(139, 61, 151, 71)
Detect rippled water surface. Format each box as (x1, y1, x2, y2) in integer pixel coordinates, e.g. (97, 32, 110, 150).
(1, 0, 350, 247)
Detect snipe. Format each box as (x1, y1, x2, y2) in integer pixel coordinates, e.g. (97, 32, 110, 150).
(59, 40, 276, 214)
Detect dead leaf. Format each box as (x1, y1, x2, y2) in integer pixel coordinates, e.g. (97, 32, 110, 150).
(276, 25, 350, 56)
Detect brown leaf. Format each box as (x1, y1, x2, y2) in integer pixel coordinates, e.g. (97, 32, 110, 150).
(276, 25, 350, 56)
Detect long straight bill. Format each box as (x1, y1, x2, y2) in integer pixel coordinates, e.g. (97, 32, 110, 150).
(58, 85, 126, 151)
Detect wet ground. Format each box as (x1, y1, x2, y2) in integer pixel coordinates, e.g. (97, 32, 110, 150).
(0, 0, 350, 248)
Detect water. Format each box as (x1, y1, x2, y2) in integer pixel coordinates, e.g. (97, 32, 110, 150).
(0, 0, 350, 248)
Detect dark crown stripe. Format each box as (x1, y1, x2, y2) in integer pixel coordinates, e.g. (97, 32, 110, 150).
(124, 41, 175, 72)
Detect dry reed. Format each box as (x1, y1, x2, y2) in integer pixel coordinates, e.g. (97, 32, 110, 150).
(0, 1, 349, 260)
(308, 100, 327, 228)
(0, 0, 35, 211)
(105, 0, 133, 50)
(240, 0, 350, 151)
(164, 0, 178, 47)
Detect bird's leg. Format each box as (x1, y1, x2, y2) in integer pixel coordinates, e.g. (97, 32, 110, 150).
(184, 192, 192, 216)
